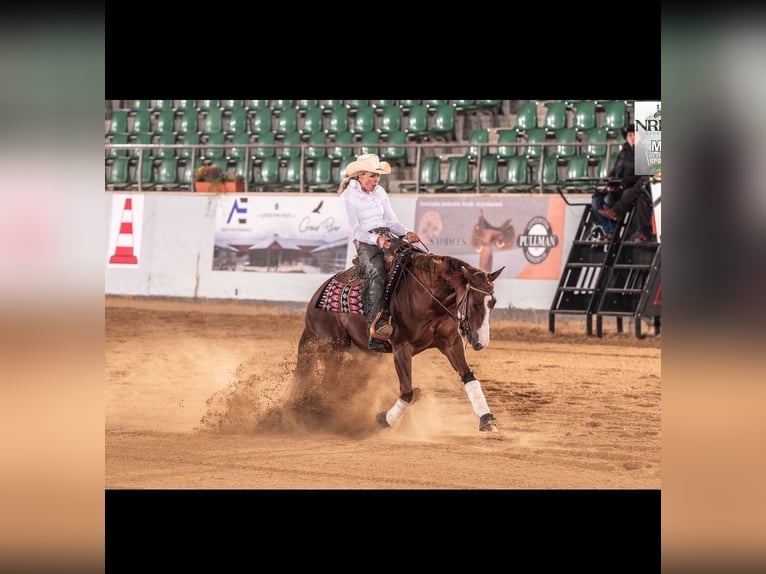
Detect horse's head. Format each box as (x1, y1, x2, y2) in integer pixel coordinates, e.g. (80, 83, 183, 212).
(458, 265, 504, 351)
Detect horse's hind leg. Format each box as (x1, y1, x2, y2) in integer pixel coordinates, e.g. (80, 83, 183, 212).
(291, 330, 321, 401)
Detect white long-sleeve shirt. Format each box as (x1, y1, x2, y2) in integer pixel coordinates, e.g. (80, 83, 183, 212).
(340, 179, 409, 245)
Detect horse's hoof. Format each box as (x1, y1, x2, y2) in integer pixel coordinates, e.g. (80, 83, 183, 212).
(479, 413, 498, 432)
(377, 411, 390, 428)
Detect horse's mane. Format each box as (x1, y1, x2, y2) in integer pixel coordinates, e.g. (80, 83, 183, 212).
(407, 252, 476, 290)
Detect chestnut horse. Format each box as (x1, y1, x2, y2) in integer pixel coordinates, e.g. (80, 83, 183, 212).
(294, 235, 504, 433)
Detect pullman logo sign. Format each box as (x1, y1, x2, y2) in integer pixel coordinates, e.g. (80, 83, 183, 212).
(517, 216, 558, 264)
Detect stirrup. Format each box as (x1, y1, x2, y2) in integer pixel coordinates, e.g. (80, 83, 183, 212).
(370, 311, 393, 340)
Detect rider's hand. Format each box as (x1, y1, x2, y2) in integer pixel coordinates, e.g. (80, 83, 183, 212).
(377, 235, 390, 249)
(405, 232, 420, 243)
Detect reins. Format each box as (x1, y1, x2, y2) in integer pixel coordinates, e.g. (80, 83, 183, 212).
(385, 234, 494, 342)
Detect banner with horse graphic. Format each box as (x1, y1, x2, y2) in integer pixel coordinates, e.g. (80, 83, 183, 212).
(414, 196, 566, 279)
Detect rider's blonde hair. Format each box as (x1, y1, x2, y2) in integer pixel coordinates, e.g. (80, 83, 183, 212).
(337, 175, 358, 193)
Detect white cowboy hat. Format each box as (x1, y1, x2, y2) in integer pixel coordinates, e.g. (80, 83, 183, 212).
(344, 153, 391, 177)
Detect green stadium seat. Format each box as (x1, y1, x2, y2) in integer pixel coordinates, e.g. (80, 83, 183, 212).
(201, 107, 224, 135)
(203, 132, 226, 162)
(477, 155, 502, 191)
(252, 156, 280, 190)
(221, 100, 244, 112)
(306, 157, 335, 192)
(424, 100, 449, 110)
(178, 160, 195, 191)
(404, 104, 429, 140)
(176, 110, 199, 135)
(131, 132, 153, 159)
(514, 101, 538, 133)
(350, 105, 376, 136)
(281, 157, 303, 191)
(178, 131, 201, 163)
(520, 128, 547, 160)
(417, 156, 445, 193)
(573, 101, 597, 132)
(400, 156, 444, 193)
(253, 131, 276, 160)
(225, 108, 249, 135)
(154, 110, 176, 136)
(399, 100, 421, 113)
(495, 129, 520, 163)
(551, 127, 579, 160)
(295, 100, 319, 112)
(245, 100, 269, 113)
(131, 100, 152, 112)
(271, 100, 294, 112)
(227, 132, 251, 162)
(105, 157, 131, 190)
(130, 111, 152, 136)
(326, 106, 349, 135)
(500, 156, 531, 192)
(465, 128, 489, 162)
(153, 100, 175, 114)
(358, 130, 380, 155)
(176, 100, 197, 114)
(300, 106, 325, 139)
(249, 107, 273, 136)
(543, 101, 568, 132)
(345, 100, 367, 112)
(328, 131, 355, 163)
(278, 131, 302, 162)
(602, 100, 627, 136)
(154, 158, 179, 190)
(429, 104, 456, 141)
(106, 133, 129, 158)
(582, 127, 609, 160)
(305, 132, 328, 163)
(538, 155, 560, 189)
(107, 110, 129, 135)
(370, 99, 397, 110)
(198, 100, 220, 112)
(378, 105, 402, 135)
(275, 107, 299, 138)
(320, 100, 345, 113)
(130, 157, 155, 190)
(562, 155, 591, 189)
(380, 130, 407, 166)
(452, 100, 477, 113)
(444, 156, 474, 192)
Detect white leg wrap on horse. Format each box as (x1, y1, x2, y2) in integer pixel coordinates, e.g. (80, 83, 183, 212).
(464, 379, 491, 417)
(385, 398, 409, 427)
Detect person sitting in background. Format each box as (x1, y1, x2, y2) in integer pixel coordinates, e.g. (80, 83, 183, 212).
(598, 124, 654, 242)
(339, 154, 421, 352)
(591, 124, 635, 240)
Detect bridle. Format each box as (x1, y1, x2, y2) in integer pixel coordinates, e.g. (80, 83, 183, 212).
(399, 255, 495, 342)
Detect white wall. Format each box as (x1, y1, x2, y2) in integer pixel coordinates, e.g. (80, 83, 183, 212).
(105, 192, 586, 311)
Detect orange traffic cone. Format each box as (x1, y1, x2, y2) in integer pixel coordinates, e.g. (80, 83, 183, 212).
(109, 197, 138, 264)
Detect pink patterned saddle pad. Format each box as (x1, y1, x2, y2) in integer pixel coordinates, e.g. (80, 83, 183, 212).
(315, 266, 366, 315)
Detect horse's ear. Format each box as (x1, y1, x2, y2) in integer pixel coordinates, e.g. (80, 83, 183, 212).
(488, 266, 505, 282)
(461, 266, 472, 281)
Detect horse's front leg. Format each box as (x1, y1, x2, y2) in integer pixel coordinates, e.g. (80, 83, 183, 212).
(440, 341, 498, 433)
(377, 343, 414, 428)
